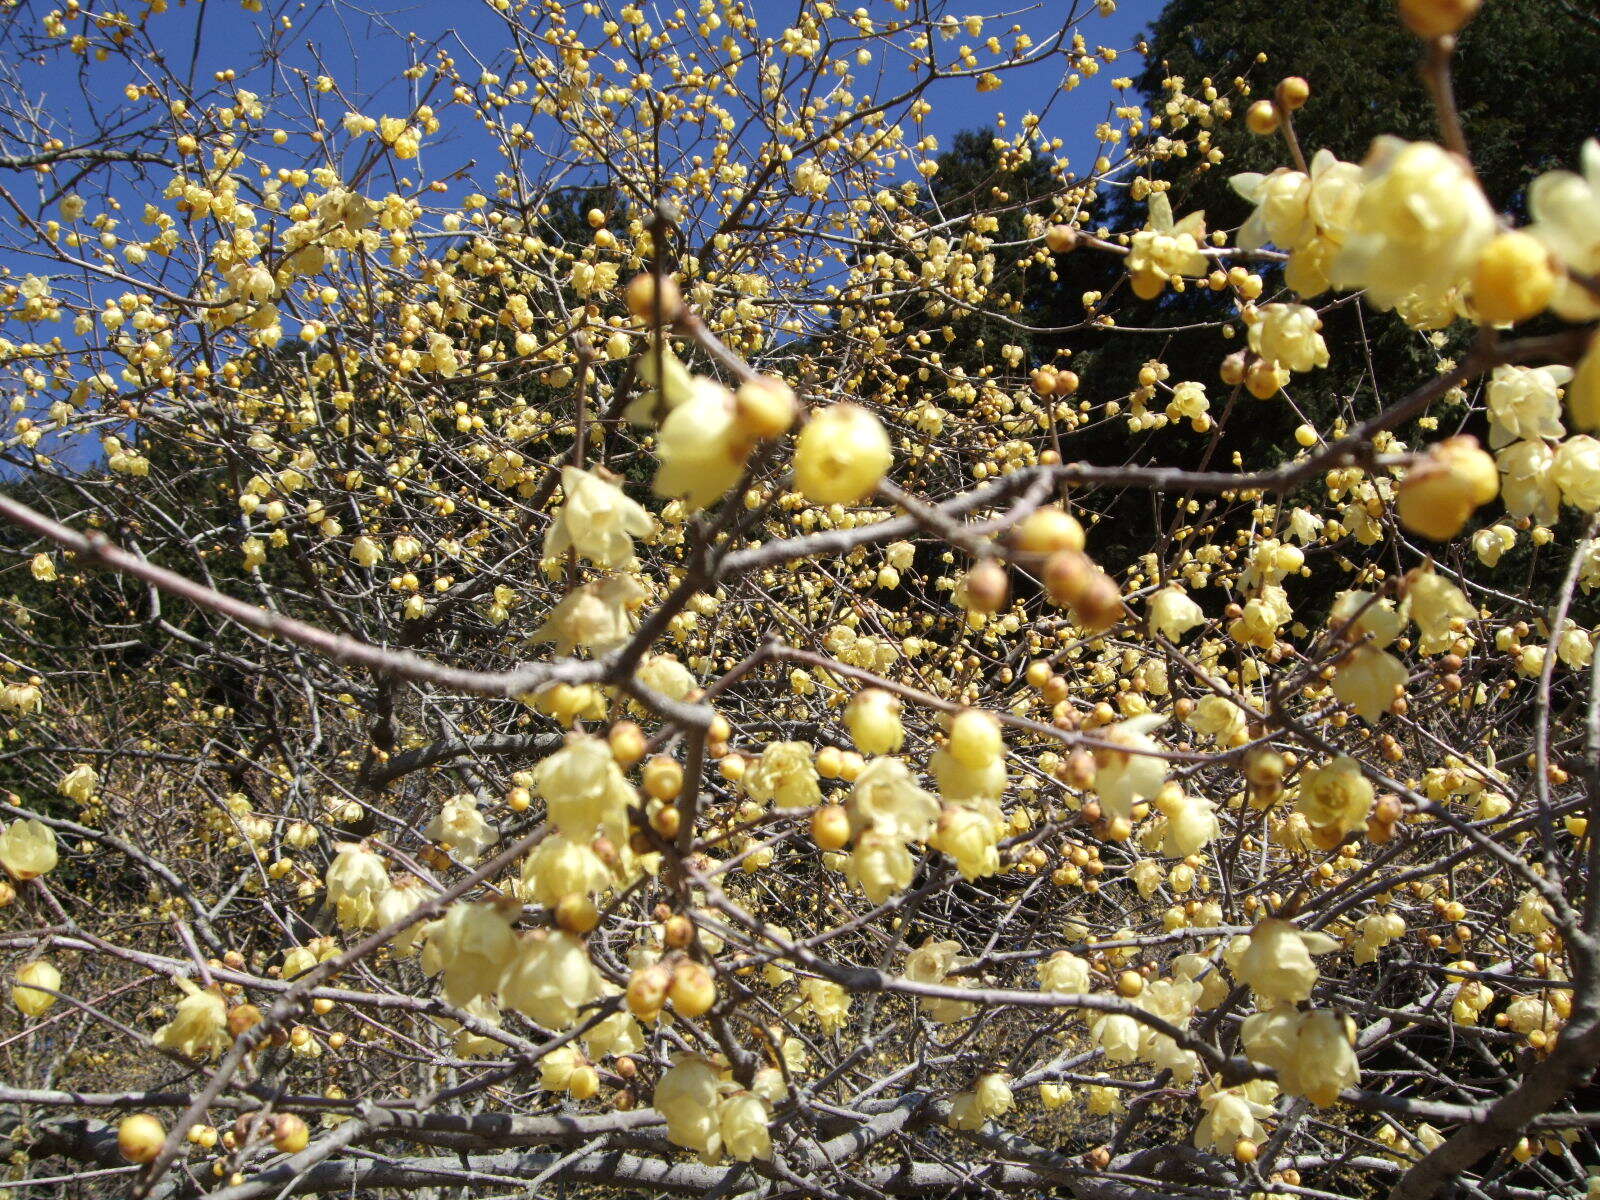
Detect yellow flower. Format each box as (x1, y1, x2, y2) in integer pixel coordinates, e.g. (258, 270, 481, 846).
(529, 573, 646, 655)
(930, 747, 1006, 806)
(425, 795, 498, 864)
(1231, 167, 1312, 252)
(633, 653, 695, 705)
(546, 466, 655, 569)
(422, 901, 517, 1005)
(903, 938, 975, 1022)
(1560, 626, 1595, 669)
(1126, 192, 1208, 299)
(847, 756, 940, 842)
(1091, 714, 1169, 821)
(501, 930, 601, 1029)
(1155, 784, 1219, 857)
(1148, 586, 1204, 641)
(569, 259, 620, 298)
(1, 682, 43, 715)
(654, 378, 752, 509)
(1037, 950, 1092, 993)
(655, 1055, 725, 1162)
(1165, 380, 1210, 429)
(1194, 1076, 1278, 1154)
(1297, 756, 1375, 837)
(152, 978, 230, 1060)
(1241, 1006, 1358, 1106)
(583, 1007, 644, 1059)
(371, 876, 436, 957)
(1352, 912, 1407, 965)
(744, 741, 821, 809)
(949, 1072, 1013, 1129)
(350, 535, 383, 567)
(1528, 140, 1600, 321)
(1403, 568, 1475, 654)
(931, 805, 1001, 880)
(1332, 645, 1407, 723)
(719, 1092, 773, 1161)
(1231, 919, 1340, 1004)
(57, 764, 97, 804)
(520, 832, 615, 906)
(1487, 364, 1570, 449)
(1496, 439, 1559, 525)
(325, 843, 390, 930)
(534, 735, 637, 841)
(1333, 138, 1494, 320)
(1229, 585, 1292, 649)
(1471, 231, 1555, 326)
(793, 159, 831, 197)
(1086, 1080, 1122, 1115)
(1248, 303, 1328, 373)
(1185, 694, 1247, 745)
(793, 403, 893, 505)
(845, 829, 917, 902)
(625, 340, 695, 426)
(1092, 1013, 1141, 1064)
(1472, 523, 1517, 567)
(1555, 435, 1600, 511)
(0, 818, 57, 881)
(947, 708, 1002, 768)
(800, 977, 851, 1031)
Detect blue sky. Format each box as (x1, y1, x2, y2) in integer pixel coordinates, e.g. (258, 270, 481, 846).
(0, 0, 1164, 469)
(8, 0, 1165, 214)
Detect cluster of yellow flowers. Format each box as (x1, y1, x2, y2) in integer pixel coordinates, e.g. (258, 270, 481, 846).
(8, 0, 1600, 1196)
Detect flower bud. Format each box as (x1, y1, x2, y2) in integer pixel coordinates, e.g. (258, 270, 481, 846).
(227, 1003, 262, 1038)
(1275, 76, 1310, 110)
(643, 756, 684, 801)
(1399, 0, 1482, 39)
(1072, 570, 1125, 632)
(668, 959, 717, 1018)
(12, 960, 59, 1017)
(624, 272, 683, 323)
(1245, 358, 1288, 400)
(1043, 549, 1094, 607)
(1045, 224, 1079, 254)
(626, 963, 671, 1021)
(734, 376, 796, 440)
(273, 1114, 309, 1154)
(1245, 100, 1279, 135)
(118, 1113, 166, 1164)
(811, 804, 851, 851)
(1014, 505, 1085, 554)
(845, 689, 904, 755)
(1397, 435, 1498, 540)
(947, 709, 1003, 769)
(1472, 231, 1555, 326)
(960, 559, 1009, 614)
(555, 892, 600, 935)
